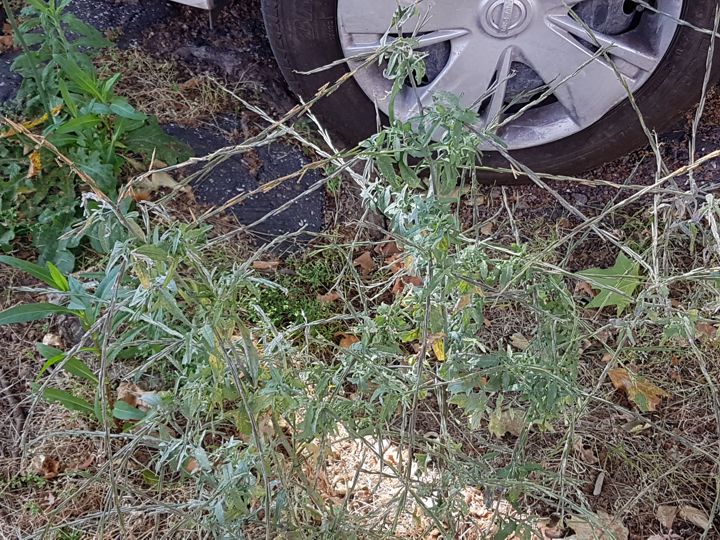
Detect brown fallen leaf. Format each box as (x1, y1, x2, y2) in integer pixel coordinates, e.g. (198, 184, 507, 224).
(572, 435, 599, 465)
(375, 238, 402, 259)
(695, 322, 718, 341)
(117, 382, 156, 411)
(252, 260, 280, 271)
(70, 454, 95, 472)
(463, 194, 487, 206)
(391, 275, 423, 295)
(30, 454, 60, 480)
(608, 367, 670, 412)
(480, 222, 494, 236)
(387, 253, 407, 274)
(568, 510, 628, 540)
(656, 505, 678, 530)
(0, 23, 13, 52)
(317, 291, 340, 304)
(678, 505, 710, 530)
(42, 333, 64, 348)
(184, 457, 200, 474)
(575, 280, 596, 297)
(510, 333, 530, 351)
(336, 333, 360, 348)
(353, 251, 375, 276)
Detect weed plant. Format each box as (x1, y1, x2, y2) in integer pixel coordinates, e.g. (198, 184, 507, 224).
(0, 0, 189, 270)
(0, 2, 719, 539)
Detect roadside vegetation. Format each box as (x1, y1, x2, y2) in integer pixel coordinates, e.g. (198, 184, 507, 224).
(0, 2, 719, 539)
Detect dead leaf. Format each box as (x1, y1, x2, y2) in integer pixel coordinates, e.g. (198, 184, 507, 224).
(430, 334, 446, 362)
(656, 505, 678, 530)
(375, 238, 402, 259)
(252, 260, 279, 271)
(317, 291, 340, 304)
(30, 454, 60, 480)
(463, 194, 487, 206)
(179, 77, 201, 91)
(568, 511, 628, 540)
(0, 23, 14, 52)
(572, 435, 599, 465)
(353, 251, 375, 276)
(117, 382, 156, 411)
(27, 150, 42, 178)
(510, 333, 530, 351)
(453, 294, 473, 314)
(391, 275, 423, 295)
(184, 457, 200, 474)
(480, 222, 494, 236)
(575, 280, 596, 297)
(42, 333, 63, 348)
(678, 505, 710, 530)
(695, 322, 718, 341)
(608, 367, 670, 412)
(488, 408, 524, 438)
(70, 454, 95, 472)
(337, 333, 360, 348)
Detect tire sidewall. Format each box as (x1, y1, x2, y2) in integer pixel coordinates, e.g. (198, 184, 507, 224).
(263, 0, 719, 175)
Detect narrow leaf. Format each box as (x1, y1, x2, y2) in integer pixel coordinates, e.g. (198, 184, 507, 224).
(43, 388, 94, 415)
(112, 400, 146, 421)
(0, 303, 73, 325)
(0, 255, 54, 286)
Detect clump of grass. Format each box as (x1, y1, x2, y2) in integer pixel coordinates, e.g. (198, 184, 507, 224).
(95, 48, 244, 125)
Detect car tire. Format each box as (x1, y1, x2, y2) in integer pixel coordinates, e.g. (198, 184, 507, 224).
(262, 0, 719, 177)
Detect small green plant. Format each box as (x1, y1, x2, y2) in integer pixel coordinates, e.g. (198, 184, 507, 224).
(0, 0, 190, 270)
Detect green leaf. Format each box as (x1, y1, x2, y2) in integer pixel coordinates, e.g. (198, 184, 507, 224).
(43, 388, 94, 415)
(46, 262, 70, 292)
(54, 114, 102, 135)
(109, 98, 146, 121)
(36, 343, 63, 359)
(36, 349, 97, 384)
(122, 119, 192, 165)
(53, 54, 103, 101)
(63, 13, 113, 49)
(64, 357, 97, 383)
(112, 401, 146, 421)
(578, 253, 642, 315)
(57, 78, 79, 117)
(0, 303, 73, 325)
(0, 255, 54, 286)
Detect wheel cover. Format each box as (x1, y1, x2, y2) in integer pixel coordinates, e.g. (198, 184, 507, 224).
(337, 0, 683, 150)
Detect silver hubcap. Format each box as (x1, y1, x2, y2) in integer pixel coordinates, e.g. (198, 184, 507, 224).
(337, 0, 682, 150)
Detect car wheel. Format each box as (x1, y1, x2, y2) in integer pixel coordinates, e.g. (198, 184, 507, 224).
(262, 0, 718, 176)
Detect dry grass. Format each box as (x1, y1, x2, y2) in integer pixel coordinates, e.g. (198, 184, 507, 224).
(95, 48, 244, 126)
